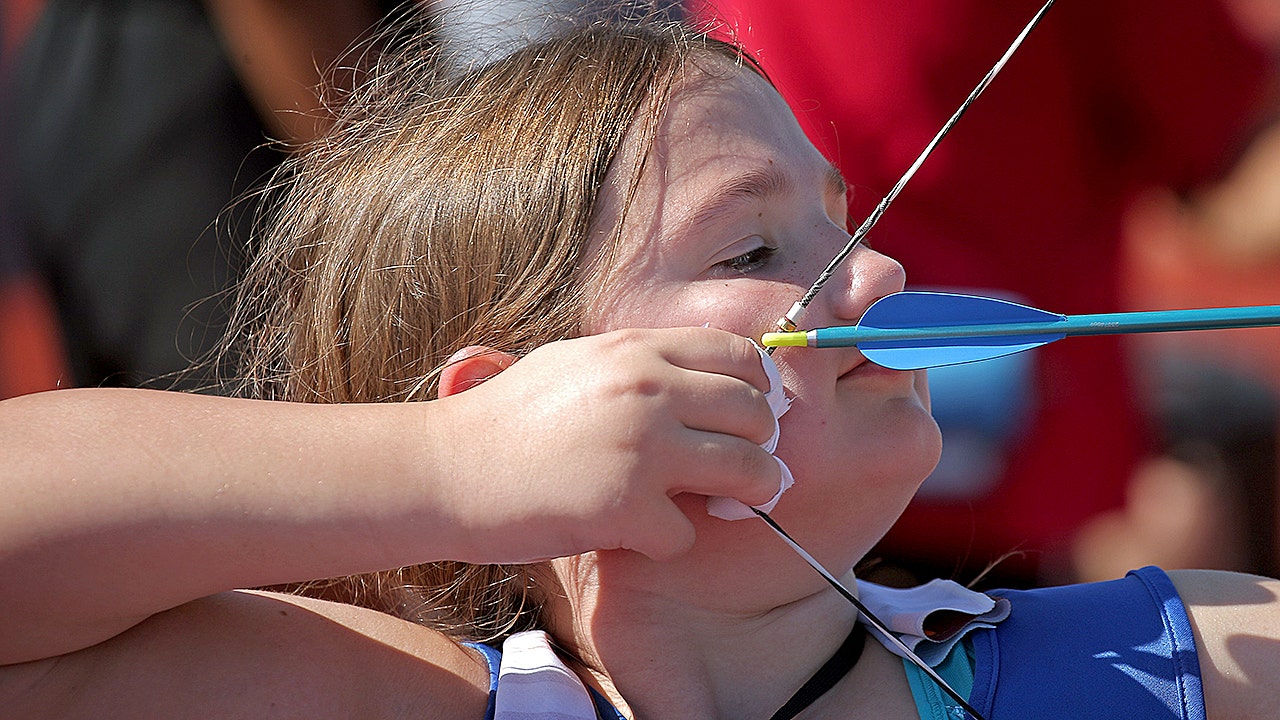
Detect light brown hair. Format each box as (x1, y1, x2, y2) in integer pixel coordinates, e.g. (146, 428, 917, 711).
(221, 11, 757, 642)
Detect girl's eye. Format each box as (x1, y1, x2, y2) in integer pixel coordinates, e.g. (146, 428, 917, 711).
(719, 245, 777, 274)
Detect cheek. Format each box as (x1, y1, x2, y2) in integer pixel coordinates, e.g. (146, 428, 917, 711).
(588, 281, 790, 337)
(580, 276, 664, 333)
(663, 283, 799, 338)
(914, 370, 931, 411)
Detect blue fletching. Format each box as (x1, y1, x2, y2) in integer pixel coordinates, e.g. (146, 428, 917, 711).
(856, 292, 1065, 370)
(861, 338, 1054, 370)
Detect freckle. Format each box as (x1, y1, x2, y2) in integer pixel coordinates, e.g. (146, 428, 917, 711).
(280, 610, 289, 616)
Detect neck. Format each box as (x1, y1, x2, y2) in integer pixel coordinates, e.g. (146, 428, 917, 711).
(544, 551, 865, 720)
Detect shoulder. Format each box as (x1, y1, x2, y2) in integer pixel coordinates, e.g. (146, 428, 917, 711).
(0, 589, 491, 719)
(1166, 569, 1280, 720)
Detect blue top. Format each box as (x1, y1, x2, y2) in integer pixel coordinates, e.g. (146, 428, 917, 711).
(468, 566, 1202, 720)
(967, 566, 1203, 719)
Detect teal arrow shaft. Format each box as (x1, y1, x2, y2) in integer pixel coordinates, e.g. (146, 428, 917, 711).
(1059, 306, 1280, 335)
(809, 305, 1280, 348)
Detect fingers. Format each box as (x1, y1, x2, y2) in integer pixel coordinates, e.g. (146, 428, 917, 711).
(629, 440, 786, 558)
(706, 457, 794, 521)
(618, 326, 772, 394)
(568, 326, 781, 446)
(667, 368, 778, 446)
(625, 326, 781, 445)
(482, 327, 790, 562)
(627, 504, 698, 561)
(668, 432, 784, 508)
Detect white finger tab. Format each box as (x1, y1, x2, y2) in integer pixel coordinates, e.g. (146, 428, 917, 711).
(707, 346, 793, 521)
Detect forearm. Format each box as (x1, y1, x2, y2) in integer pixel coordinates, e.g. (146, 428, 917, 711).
(0, 328, 784, 664)
(0, 388, 453, 664)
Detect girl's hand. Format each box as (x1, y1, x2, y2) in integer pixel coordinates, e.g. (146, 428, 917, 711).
(429, 326, 784, 563)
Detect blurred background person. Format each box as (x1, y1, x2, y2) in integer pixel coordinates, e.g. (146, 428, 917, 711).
(0, 0, 677, 398)
(1082, 0, 1280, 584)
(0, 0, 389, 395)
(0, 0, 66, 399)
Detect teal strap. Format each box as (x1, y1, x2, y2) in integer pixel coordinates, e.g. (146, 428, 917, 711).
(904, 638, 976, 720)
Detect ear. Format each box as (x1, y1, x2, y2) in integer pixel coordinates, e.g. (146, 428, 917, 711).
(438, 346, 518, 397)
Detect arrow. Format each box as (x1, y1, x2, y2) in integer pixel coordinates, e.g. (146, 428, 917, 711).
(761, 291, 1280, 370)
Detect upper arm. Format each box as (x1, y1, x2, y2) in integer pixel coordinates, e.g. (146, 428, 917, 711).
(0, 590, 490, 719)
(1168, 569, 1280, 720)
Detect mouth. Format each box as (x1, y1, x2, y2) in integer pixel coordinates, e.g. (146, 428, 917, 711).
(838, 351, 908, 382)
(837, 352, 871, 380)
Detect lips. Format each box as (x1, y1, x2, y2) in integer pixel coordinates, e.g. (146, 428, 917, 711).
(837, 351, 912, 383)
(837, 352, 870, 379)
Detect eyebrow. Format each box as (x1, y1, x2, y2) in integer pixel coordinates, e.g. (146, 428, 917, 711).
(683, 162, 848, 236)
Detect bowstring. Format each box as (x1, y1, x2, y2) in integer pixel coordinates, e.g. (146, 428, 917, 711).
(754, 4, 1058, 718)
(751, 508, 986, 719)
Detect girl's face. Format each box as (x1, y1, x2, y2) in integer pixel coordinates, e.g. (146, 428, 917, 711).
(586, 59, 942, 559)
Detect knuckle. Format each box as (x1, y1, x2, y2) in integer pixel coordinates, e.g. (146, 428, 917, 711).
(739, 447, 777, 501)
(608, 327, 648, 350)
(754, 401, 779, 443)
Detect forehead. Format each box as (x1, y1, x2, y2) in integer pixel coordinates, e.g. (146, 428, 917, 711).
(648, 60, 828, 198)
(580, 58, 838, 329)
(581, 57, 840, 304)
(589, 60, 835, 260)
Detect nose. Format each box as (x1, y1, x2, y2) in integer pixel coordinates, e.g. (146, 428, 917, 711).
(821, 242, 906, 323)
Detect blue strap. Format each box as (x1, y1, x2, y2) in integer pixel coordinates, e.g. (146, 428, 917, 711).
(903, 639, 976, 719)
(589, 687, 627, 720)
(462, 642, 502, 720)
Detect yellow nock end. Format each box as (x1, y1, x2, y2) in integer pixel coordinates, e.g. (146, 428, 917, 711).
(761, 331, 808, 348)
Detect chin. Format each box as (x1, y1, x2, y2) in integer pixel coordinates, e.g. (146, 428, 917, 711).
(780, 399, 941, 542)
(890, 413, 943, 505)
(845, 393, 941, 474)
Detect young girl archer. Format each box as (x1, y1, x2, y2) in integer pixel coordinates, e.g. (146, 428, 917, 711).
(2, 12, 1278, 719)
